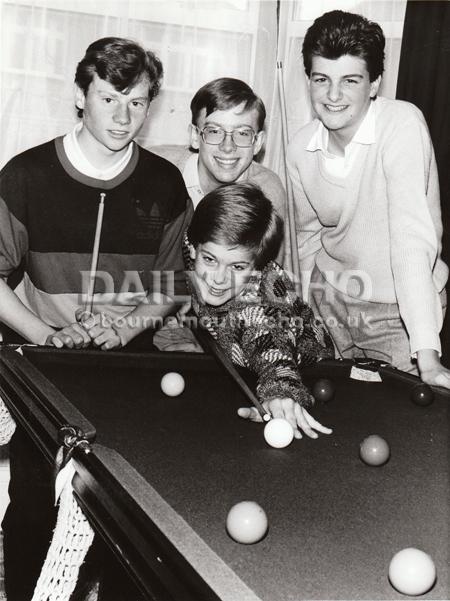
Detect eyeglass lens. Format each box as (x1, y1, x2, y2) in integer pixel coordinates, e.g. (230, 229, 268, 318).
(201, 126, 256, 147)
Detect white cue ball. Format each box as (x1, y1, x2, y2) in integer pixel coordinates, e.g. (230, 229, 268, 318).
(389, 548, 436, 596)
(160, 372, 185, 397)
(264, 418, 294, 448)
(226, 501, 268, 544)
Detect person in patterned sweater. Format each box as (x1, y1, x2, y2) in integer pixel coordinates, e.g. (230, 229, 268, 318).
(185, 182, 334, 439)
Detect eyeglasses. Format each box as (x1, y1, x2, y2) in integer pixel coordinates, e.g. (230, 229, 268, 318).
(198, 125, 258, 148)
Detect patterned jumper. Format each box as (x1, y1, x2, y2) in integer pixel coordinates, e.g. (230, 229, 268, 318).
(189, 260, 334, 407)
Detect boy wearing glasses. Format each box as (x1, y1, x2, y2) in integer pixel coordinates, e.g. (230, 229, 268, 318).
(151, 78, 287, 352)
(151, 77, 286, 219)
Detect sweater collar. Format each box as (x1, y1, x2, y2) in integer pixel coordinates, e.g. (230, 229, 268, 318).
(54, 135, 139, 189)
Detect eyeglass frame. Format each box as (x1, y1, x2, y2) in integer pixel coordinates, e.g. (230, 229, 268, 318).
(195, 124, 261, 148)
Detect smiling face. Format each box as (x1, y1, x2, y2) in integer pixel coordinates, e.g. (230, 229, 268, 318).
(189, 241, 255, 306)
(75, 73, 151, 165)
(190, 102, 264, 195)
(309, 54, 381, 146)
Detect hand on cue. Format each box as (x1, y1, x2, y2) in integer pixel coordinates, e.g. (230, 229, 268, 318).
(45, 323, 91, 349)
(75, 310, 122, 351)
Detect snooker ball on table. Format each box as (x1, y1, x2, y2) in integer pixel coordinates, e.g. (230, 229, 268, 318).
(411, 383, 434, 406)
(359, 434, 390, 466)
(263, 418, 294, 449)
(226, 501, 268, 544)
(160, 372, 185, 397)
(312, 378, 335, 403)
(388, 547, 436, 596)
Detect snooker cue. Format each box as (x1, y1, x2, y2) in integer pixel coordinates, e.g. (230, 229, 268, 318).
(84, 192, 106, 315)
(194, 326, 271, 422)
(276, 61, 302, 296)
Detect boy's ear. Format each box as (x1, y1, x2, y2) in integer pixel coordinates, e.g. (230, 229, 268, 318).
(188, 244, 197, 260)
(189, 124, 200, 150)
(370, 75, 382, 98)
(253, 130, 265, 156)
(74, 84, 86, 112)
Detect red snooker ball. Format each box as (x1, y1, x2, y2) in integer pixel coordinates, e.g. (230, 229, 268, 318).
(411, 384, 434, 406)
(312, 378, 335, 402)
(359, 435, 390, 466)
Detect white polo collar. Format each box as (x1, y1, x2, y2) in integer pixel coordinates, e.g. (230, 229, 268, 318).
(307, 99, 376, 153)
(184, 152, 201, 189)
(182, 152, 205, 208)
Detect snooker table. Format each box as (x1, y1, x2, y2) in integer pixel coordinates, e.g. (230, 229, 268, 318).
(0, 344, 449, 601)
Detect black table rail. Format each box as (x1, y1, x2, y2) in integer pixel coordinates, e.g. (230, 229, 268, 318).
(0, 346, 96, 463)
(72, 445, 261, 601)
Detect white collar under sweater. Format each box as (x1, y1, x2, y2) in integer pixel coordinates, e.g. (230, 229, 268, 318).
(182, 153, 204, 208)
(63, 122, 133, 180)
(306, 99, 376, 178)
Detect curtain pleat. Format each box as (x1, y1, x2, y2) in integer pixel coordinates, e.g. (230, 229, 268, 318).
(396, 0, 450, 365)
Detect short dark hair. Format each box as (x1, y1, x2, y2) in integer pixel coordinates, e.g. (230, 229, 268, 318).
(190, 78, 266, 131)
(302, 10, 385, 82)
(75, 37, 163, 116)
(187, 183, 283, 269)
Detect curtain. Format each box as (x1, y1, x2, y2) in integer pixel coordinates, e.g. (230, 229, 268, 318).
(396, 0, 450, 365)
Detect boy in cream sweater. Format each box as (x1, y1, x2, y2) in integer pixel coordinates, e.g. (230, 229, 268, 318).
(287, 10, 449, 388)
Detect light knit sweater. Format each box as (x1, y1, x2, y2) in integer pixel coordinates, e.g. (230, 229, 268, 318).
(287, 96, 448, 355)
